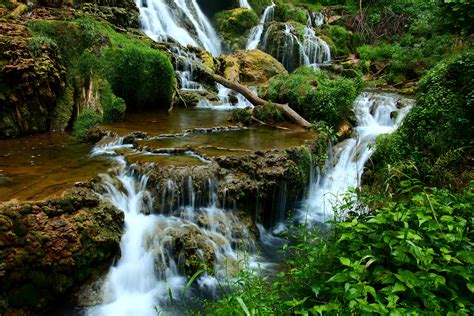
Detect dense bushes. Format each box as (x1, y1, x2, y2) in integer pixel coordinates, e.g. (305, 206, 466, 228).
(370, 51, 474, 188)
(268, 67, 362, 127)
(107, 46, 175, 111)
(27, 17, 175, 139)
(205, 183, 474, 315)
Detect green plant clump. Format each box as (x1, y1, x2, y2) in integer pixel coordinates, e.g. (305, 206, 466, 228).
(371, 51, 474, 188)
(205, 182, 474, 315)
(72, 109, 102, 141)
(107, 46, 175, 111)
(268, 67, 362, 128)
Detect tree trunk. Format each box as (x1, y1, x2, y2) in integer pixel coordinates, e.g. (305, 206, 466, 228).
(211, 74, 312, 128)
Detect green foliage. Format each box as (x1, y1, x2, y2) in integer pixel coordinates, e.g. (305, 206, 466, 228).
(215, 8, 259, 37)
(268, 67, 362, 128)
(248, 0, 272, 15)
(231, 108, 253, 125)
(436, 1, 474, 35)
(27, 36, 57, 57)
(206, 183, 474, 315)
(107, 46, 175, 110)
(371, 51, 474, 188)
(253, 103, 283, 123)
(274, 3, 307, 24)
(327, 25, 352, 57)
(72, 109, 102, 141)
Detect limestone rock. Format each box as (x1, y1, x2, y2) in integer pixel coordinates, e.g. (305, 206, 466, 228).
(0, 186, 124, 314)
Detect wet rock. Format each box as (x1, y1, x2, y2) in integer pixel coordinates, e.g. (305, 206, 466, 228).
(0, 186, 124, 314)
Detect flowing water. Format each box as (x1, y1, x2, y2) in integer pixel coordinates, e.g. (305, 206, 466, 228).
(298, 92, 414, 224)
(246, 2, 275, 50)
(239, 0, 252, 10)
(137, 0, 221, 56)
(86, 138, 277, 315)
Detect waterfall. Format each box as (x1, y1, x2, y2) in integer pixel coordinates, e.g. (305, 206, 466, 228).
(87, 140, 273, 315)
(172, 47, 204, 91)
(239, 0, 253, 10)
(299, 27, 331, 68)
(299, 92, 414, 224)
(137, 0, 221, 56)
(260, 23, 331, 71)
(307, 12, 324, 27)
(246, 2, 276, 50)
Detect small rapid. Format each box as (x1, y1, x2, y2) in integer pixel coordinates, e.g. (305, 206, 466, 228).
(86, 140, 276, 315)
(299, 92, 413, 224)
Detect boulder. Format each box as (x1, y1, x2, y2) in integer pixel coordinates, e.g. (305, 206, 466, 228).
(223, 49, 288, 86)
(0, 186, 124, 314)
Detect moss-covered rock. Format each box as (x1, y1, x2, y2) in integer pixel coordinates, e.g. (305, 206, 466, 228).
(0, 186, 124, 314)
(230, 49, 288, 86)
(215, 8, 259, 51)
(0, 20, 66, 138)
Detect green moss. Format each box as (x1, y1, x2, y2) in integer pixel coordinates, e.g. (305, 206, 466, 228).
(51, 85, 74, 131)
(106, 46, 175, 110)
(248, 0, 272, 15)
(215, 8, 259, 51)
(231, 108, 253, 125)
(72, 109, 102, 141)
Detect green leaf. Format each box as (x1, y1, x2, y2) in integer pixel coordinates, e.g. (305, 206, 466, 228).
(236, 297, 250, 316)
(467, 283, 474, 293)
(327, 272, 350, 283)
(339, 257, 351, 267)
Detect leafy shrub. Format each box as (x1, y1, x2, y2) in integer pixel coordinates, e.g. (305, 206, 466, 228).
(205, 183, 474, 315)
(274, 3, 307, 24)
(371, 51, 474, 188)
(268, 67, 362, 128)
(253, 103, 283, 123)
(328, 25, 352, 57)
(72, 109, 102, 141)
(107, 46, 175, 110)
(231, 108, 253, 125)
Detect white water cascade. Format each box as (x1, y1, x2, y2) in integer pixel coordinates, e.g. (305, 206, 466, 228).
(246, 2, 275, 50)
(239, 0, 253, 10)
(260, 22, 331, 71)
(300, 26, 331, 68)
(299, 92, 414, 224)
(137, 0, 221, 56)
(87, 140, 273, 315)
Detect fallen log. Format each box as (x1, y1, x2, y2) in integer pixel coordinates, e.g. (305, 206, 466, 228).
(211, 74, 312, 128)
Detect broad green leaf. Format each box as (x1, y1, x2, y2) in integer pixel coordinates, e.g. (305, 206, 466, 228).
(339, 257, 351, 267)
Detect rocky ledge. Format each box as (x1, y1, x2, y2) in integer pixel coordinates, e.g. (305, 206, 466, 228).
(0, 185, 124, 315)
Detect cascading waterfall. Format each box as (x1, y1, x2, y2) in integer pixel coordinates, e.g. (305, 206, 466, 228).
(298, 92, 414, 224)
(87, 140, 273, 315)
(307, 12, 325, 27)
(239, 0, 252, 10)
(137, 0, 221, 56)
(172, 47, 204, 91)
(246, 2, 275, 50)
(260, 22, 331, 71)
(299, 26, 331, 67)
